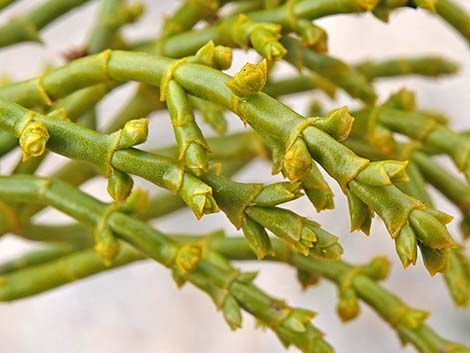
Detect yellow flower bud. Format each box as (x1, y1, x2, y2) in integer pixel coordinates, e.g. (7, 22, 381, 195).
(19, 121, 49, 161)
(226, 60, 268, 97)
(175, 244, 202, 275)
(118, 118, 148, 149)
(283, 138, 313, 182)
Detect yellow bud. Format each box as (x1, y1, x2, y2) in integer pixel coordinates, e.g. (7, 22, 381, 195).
(118, 118, 149, 149)
(226, 60, 268, 97)
(175, 244, 202, 275)
(213, 45, 233, 70)
(312, 107, 354, 142)
(19, 121, 49, 161)
(94, 229, 121, 267)
(337, 289, 360, 322)
(107, 169, 134, 203)
(283, 138, 313, 182)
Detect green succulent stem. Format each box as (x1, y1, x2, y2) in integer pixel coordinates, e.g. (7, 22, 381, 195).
(0, 175, 333, 353)
(354, 56, 459, 80)
(0, 49, 456, 271)
(88, 0, 144, 54)
(148, 0, 383, 58)
(372, 108, 470, 180)
(0, 230, 467, 353)
(0, 97, 219, 218)
(281, 36, 377, 104)
(264, 74, 337, 99)
(420, 0, 470, 42)
(0, 0, 93, 48)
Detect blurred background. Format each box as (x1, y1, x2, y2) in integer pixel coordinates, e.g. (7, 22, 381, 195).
(0, 1, 469, 352)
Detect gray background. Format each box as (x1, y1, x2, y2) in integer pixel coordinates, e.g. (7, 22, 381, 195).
(0, 1, 469, 352)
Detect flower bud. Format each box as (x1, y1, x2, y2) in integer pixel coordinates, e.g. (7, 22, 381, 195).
(399, 308, 429, 328)
(126, 2, 144, 23)
(325, 244, 346, 260)
(19, 121, 49, 161)
(337, 289, 360, 322)
(213, 45, 233, 70)
(409, 208, 456, 249)
(192, 40, 217, 66)
(283, 316, 307, 333)
(254, 181, 302, 206)
(94, 228, 120, 267)
(107, 169, 133, 203)
(383, 88, 416, 111)
(175, 244, 202, 275)
(297, 269, 320, 289)
(191, 41, 233, 69)
(424, 207, 453, 225)
(245, 206, 341, 257)
(363, 256, 391, 280)
(222, 294, 242, 330)
(281, 308, 315, 334)
(226, 60, 268, 97)
(250, 27, 287, 60)
(312, 107, 354, 142)
(395, 223, 418, 268)
(356, 160, 409, 186)
(118, 118, 148, 149)
(179, 174, 219, 219)
(296, 20, 328, 52)
(346, 190, 372, 235)
(233, 15, 286, 60)
(242, 217, 273, 259)
(301, 164, 334, 212)
(419, 244, 450, 276)
(283, 138, 313, 182)
(184, 142, 209, 176)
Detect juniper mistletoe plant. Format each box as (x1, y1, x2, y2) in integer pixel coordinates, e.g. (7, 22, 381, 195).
(0, 0, 469, 352)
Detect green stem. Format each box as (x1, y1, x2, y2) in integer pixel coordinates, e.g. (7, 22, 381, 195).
(161, 0, 220, 38)
(376, 108, 470, 181)
(0, 244, 76, 275)
(1, 232, 467, 353)
(14, 132, 259, 227)
(0, 98, 219, 218)
(87, 0, 143, 54)
(0, 0, 93, 48)
(354, 56, 459, 80)
(264, 73, 336, 99)
(434, 0, 470, 42)
(0, 174, 334, 353)
(0, 50, 454, 270)
(281, 36, 377, 104)
(413, 151, 470, 213)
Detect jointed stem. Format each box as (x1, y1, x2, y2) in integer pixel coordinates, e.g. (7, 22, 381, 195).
(0, 227, 467, 353)
(0, 174, 334, 353)
(0, 0, 93, 48)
